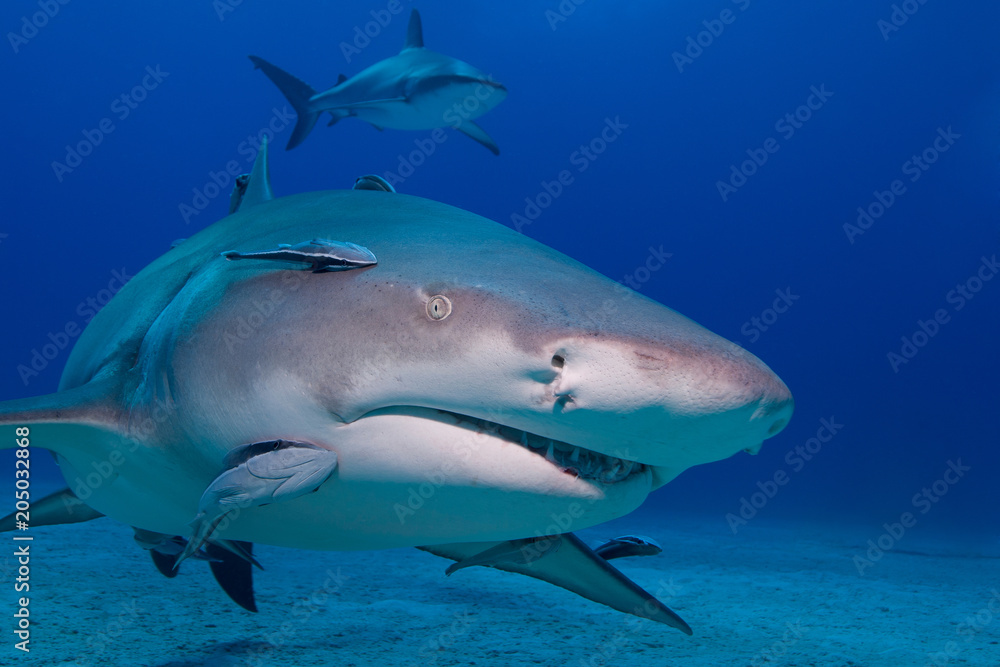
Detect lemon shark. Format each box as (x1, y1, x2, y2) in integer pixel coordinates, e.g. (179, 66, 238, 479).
(249, 10, 507, 154)
(0, 139, 792, 634)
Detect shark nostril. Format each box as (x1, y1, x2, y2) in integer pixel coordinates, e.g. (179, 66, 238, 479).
(768, 418, 789, 436)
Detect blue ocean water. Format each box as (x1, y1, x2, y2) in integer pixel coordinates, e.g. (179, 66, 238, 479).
(1, 0, 998, 661)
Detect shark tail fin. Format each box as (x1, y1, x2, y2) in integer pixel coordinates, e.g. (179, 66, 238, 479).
(248, 56, 320, 150)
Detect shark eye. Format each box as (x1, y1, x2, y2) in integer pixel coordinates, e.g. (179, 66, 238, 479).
(426, 295, 452, 321)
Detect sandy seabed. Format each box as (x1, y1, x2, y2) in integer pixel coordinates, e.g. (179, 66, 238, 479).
(2, 501, 998, 667)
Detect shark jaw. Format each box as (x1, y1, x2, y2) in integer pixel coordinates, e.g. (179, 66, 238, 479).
(436, 410, 645, 485)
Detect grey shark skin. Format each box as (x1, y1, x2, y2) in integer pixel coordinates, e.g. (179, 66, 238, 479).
(0, 140, 791, 630)
(249, 10, 507, 154)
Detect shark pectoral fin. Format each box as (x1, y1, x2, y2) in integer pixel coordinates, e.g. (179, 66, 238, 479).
(0, 376, 125, 459)
(0, 487, 103, 533)
(594, 535, 664, 560)
(206, 540, 258, 612)
(248, 55, 320, 150)
(419, 533, 692, 634)
(177, 440, 338, 567)
(403, 9, 423, 50)
(223, 239, 377, 273)
(229, 136, 274, 215)
(453, 121, 500, 156)
(443, 538, 543, 575)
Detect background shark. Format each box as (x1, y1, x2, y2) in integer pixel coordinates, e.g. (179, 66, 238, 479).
(250, 10, 507, 154)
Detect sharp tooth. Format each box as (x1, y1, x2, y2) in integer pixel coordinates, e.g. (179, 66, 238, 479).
(520, 431, 529, 447)
(570, 447, 580, 463)
(545, 442, 556, 462)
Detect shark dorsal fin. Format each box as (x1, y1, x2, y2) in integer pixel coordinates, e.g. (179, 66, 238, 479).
(403, 9, 423, 50)
(232, 135, 274, 213)
(336, 73, 347, 85)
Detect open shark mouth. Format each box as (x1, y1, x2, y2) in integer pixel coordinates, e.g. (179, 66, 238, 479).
(440, 411, 645, 484)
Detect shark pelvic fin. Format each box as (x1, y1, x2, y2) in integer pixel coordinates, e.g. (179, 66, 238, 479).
(454, 120, 500, 156)
(403, 9, 424, 50)
(206, 540, 258, 612)
(418, 533, 692, 634)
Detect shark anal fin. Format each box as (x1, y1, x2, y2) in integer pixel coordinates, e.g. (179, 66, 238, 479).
(206, 540, 257, 612)
(419, 533, 692, 634)
(222, 239, 377, 273)
(0, 487, 104, 533)
(454, 120, 500, 156)
(177, 440, 338, 567)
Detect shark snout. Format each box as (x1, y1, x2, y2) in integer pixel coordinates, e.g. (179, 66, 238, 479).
(536, 334, 794, 469)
